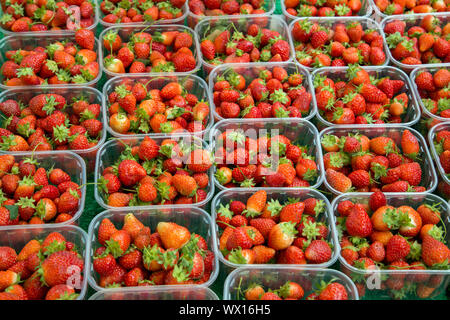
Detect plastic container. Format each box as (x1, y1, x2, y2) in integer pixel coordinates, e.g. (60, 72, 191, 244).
(0, 151, 86, 229)
(87, 207, 219, 292)
(282, 0, 373, 24)
(209, 118, 325, 191)
(380, 13, 450, 72)
(311, 66, 421, 129)
(102, 74, 213, 140)
(99, 2, 188, 29)
(0, 32, 101, 90)
(208, 62, 317, 122)
(332, 192, 450, 299)
(187, 0, 276, 29)
(0, 4, 99, 36)
(0, 225, 89, 299)
(0, 86, 106, 171)
(212, 188, 339, 273)
(99, 24, 201, 79)
(410, 65, 450, 125)
(289, 17, 389, 72)
(428, 122, 450, 187)
(89, 287, 219, 300)
(369, 0, 450, 22)
(223, 266, 359, 300)
(194, 16, 293, 75)
(94, 136, 215, 210)
(319, 125, 438, 196)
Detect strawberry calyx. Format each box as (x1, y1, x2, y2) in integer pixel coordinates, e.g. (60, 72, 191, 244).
(105, 239, 124, 258)
(406, 240, 422, 261)
(16, 196, 35, 209)
(228, 247, 247, 264)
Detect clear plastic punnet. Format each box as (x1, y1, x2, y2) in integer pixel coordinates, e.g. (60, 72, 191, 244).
(99, 24, 201, 79)
(0, 86, 107, 170)
(288, 17, 388, 72)
(89, 287, 219, 300)
(211, 188, 339, 273)
(311, 66, 421, 129)
(428, 122, 450, 200)
(370, 0, 450, 22)
(223, 266, 359, 300)
(319, 125, 438, 196)
(99, 2, 188, 29)
(332, 192, 450, 300)
(209, 118, 325, 191)
(187, 0, 276, 28)
(87, 207, 219, 292)
(0, 33, 101, 90)
(208, 62, 317, 122)
(94, 136, 214, 210)
(0, 225, 89, 299)
(281, 0, 373, 24)
(380, 13, 450, 72)
(194, 15, 294, 75)
(0, 151, 86, 229)
(102, 74, 214, 140)
(0, 3, 99, 36)
(410, 65, 450, 125)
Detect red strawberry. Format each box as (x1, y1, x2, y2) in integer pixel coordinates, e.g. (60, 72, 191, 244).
(385, 235, 410, 263)
(305, 240, 332, 264)
(345, 204, 373, 237)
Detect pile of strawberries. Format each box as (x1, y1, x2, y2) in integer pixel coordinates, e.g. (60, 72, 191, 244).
(284, 0, 364, 17)
(98, 137, 212, 207)
(321, 129, 428, 193)
(336, 191, 449, 299)
(214, 131, 319, 188)
(0, 0, 95, 32)
(100, 0, 185, 24)
(373, 0, 448, 15)
(292, 20, 386, 68)
(241, 279, 349, 300)
(314, 65, 411, 125)
(199, 21, 291, 66)
(107, 79, 209, 135)
(0, 154, 82, 226)
(189, 0, 268, 16)
(0, 231, 84, 300)
(93, 214, 215, 287)
(217, 190, 334, 265)
(433, 128, 450, 177)
(1, 29, 98, 86)
(414, 68, 450, 119)
(213, 66, 312, 119)
(383, 15, 450, 65)
(0, 93, 102, 152)
(102, 28, 197, 74)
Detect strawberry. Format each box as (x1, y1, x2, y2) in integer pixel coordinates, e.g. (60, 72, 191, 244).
(172, 174, 197, 197)
(38, 251, 84, 287)
(326, 168, 352, 193)
(400, 129, 420, 160)
(304, 240, 332, 264)
(117, 160, 146, 187)
(0, 247, 17, 270)
(279, 202, 304, 225)
(244, 190, 266, 217)
(156, 222, 190, 249)
(345, 204, 373, 237)
(421, 235, 449, 267)
(385, 235, 410, 263)
(318, 282, 348, 300)
(252, 245, 276, 264)
(268, 222, 297, 251)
